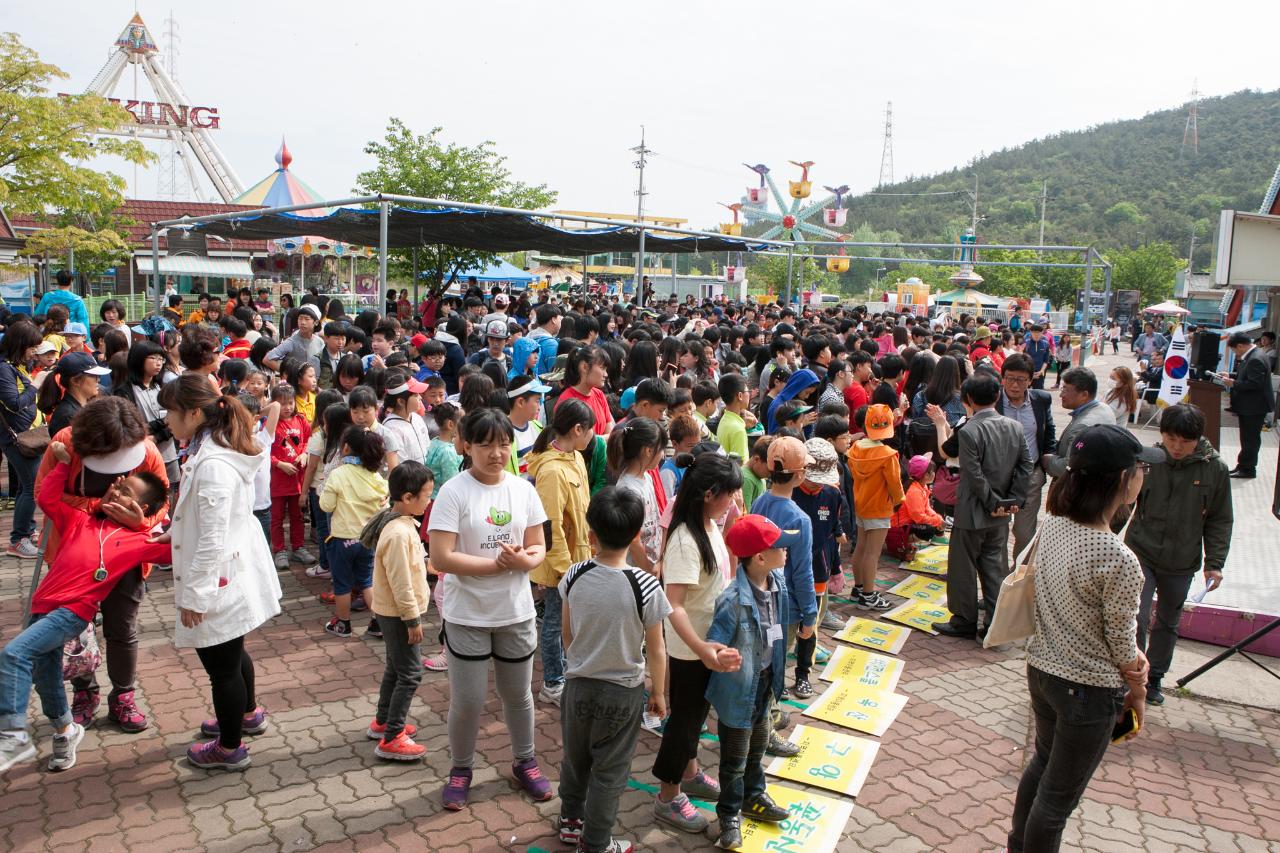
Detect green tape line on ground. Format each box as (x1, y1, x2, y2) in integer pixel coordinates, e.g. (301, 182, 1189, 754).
(782, 699, 809, 710)
(626, 778, 717, 812)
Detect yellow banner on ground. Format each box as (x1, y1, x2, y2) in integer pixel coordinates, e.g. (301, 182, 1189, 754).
(904, 543, 948, 575)
(765, 724, 880, 798)
(886, 574, 948, 604)
(819, 645, 903, 691)
(833, 617, 910, 654)
(802, 679, 909, 737)
(738, 783, 855, 853)
(883, 598, 953, 635)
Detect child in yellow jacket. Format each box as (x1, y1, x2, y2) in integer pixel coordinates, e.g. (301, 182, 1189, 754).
(319, 427, 389, 638)
(366, 461, 434, 761)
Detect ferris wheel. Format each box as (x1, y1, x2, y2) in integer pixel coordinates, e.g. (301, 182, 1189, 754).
(737, 162, 850, 243)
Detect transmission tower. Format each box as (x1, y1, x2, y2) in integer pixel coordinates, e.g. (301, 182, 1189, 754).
(1181, 80, 1199, 157)
(155, 11, 194, 199)
(878, 101, 894, 187)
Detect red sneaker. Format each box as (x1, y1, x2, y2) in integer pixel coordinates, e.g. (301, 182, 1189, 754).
(71, 690, 99, 727)
(374, 730, 425, 761)
(107, 691, 149, 733)
(366, 720, 418, 740)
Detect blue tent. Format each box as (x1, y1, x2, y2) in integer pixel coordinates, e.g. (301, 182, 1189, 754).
(430, 259, 535, 289)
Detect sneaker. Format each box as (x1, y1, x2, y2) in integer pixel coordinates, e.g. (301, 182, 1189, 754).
(1145, 681, 1166, 706)
(791, 679, 814, 700)
(442, 766, 473, 811)
(512, 756, 553, 801)
(324, 618, 353, 638)
(107, 691, 149, 733)
(186, 740, 251, 771)
(538, 681, 565, 707)
(715, 815, 742, 850)
(591, 841, 635, 853)
(856, 591, 893, 611)
(766, 731, 800, 757)
(292, 547, 317, 565)
(366, 618, 383, 639)
(367, 720, 418, 740)
(680, 769, 720, 801)
(351, 594, 369, 612)
(200, 707, 268, 739)
(375, 730, 426, 761)
(6, 538, 38, 559)
(423, 652, 449, 672)
(48, 723, 85, 772)
(305, 564, 331, 579)
(153, 563, 173, 572)
(318, 591, 337, 605)
(0, 730, 36, 773)
(743, 792, 790, 823)
(273, 551, 290, 570)
(556, 816, 584, 846)
(814, 645, 832, 665)
(653, 792, 708, 832)
(773, 710, 791, 731)
(820, 611, 845, 631)
(71, 689, 100, 727)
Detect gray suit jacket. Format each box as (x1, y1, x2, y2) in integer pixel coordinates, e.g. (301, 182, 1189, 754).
(954, 408, 1034, 531)
(1045, 400, 1117, 477)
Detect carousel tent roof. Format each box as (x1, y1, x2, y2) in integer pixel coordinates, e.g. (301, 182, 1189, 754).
(233, 140, 331, 218)
(192, 205, 764, 255)
(932, 288, 1003, 307)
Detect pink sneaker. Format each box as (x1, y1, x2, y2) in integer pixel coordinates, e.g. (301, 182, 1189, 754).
(107, 691, 149, 733)
(71, 690, 99, 727)
(513, 757, 553, 801)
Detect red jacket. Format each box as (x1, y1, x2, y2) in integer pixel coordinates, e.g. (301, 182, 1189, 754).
(893, 481, 944, 528)
(270, 413, 311, 497)
(32, 462, 171, 620)
(223, 339, 252, 360)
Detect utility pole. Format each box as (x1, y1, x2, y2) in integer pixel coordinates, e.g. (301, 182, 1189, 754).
(1037, 178, 1048, 255)
(970, 174, 979, 231)
(632, 127, 652, 306)
(878, 101, 894, 188)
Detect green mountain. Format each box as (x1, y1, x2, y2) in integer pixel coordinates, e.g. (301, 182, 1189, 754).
(842, 88, 1280, 270)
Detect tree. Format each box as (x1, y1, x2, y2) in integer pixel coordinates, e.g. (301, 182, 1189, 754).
(0, 33, 152, 270)
(1109, 242, 1182, 306)
(746, 252, 837, 297)
(353, 119, 556, 295)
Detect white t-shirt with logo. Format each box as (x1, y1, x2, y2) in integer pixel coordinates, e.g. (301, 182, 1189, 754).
(430, 470, 549, 628)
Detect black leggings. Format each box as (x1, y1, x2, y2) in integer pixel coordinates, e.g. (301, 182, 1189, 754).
(652, 656, 712, 785)
(195, 636, 256, 749)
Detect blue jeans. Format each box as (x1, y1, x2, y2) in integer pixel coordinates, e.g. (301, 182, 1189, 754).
(253, 508, 271, 545)
(327, 538, 373, 596)
(0, 608, 86, 731)
(540, 586, 565, 686)
(2, 445, 40, 543)
(309, 490, 331, 568)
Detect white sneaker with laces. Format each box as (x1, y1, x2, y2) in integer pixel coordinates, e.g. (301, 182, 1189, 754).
(305, 564, 331, 579)
(48, 722, 84, 772)
(537, 681, 564, 707)
(0, 730, 35, 773)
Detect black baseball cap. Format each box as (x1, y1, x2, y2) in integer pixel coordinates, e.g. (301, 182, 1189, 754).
(1067, 424, 1164, 473)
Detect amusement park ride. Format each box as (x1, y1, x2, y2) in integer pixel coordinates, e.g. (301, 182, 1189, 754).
(729, 161, 854, 274)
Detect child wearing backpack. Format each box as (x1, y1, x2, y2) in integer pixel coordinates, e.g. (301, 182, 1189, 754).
(555, 486, 671, 853)
(704, 514, 798, 849)
(365, 461, 434, 761)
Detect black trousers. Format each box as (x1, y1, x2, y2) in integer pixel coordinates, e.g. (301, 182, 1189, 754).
(194, 636, 256, 749)
(1009, 667, 1122, 852)
(1236, 412, 1264, 475)
(1137, 566, 1196, 683)
(72, 567, 144, 699)
(652, 656, 711, 785)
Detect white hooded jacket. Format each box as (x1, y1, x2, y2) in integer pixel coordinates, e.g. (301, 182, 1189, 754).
(170, 432, 282, 648)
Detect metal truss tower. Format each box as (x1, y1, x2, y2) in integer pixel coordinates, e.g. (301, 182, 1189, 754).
(878, 101, 894, 187)
(1182, 81, 1199, 157)
(155, 11, 194, 200)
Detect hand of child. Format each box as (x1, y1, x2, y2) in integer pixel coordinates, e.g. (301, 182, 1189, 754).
(647, 692, 667, 720)
(50, 441, 71, 464)
(797, 623, 815, 640)
(147, 531, 171, 545)
(277, 461, 297, 476)
(495, 541, 524, 572)
(406, 624, 424, 645)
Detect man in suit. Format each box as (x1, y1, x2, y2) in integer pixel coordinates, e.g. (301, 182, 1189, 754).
(1043, 367, 1118, 478)
(1221, 332, 1275, 479)
(996, 353, 1057, 559)
(934, 373, 1033, 639)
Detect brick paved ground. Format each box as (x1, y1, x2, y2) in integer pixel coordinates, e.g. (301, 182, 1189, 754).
(2, 348, 1278, 852)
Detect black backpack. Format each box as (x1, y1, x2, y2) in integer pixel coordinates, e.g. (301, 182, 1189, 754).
(563, 560, 646, 624)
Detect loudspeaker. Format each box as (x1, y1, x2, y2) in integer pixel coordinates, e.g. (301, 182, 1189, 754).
(1193, 331, 1221, 374)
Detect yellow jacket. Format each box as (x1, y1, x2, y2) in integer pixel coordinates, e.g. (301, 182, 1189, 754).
(318, 463, 388, 539)
(372, 515, 430, 624)
(527, 444, 591, 587)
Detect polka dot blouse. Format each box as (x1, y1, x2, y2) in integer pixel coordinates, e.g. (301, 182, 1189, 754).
(1026, 514, 1144, 689)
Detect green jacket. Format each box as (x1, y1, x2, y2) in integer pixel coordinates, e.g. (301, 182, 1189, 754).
(1124, 437, 1233, 575)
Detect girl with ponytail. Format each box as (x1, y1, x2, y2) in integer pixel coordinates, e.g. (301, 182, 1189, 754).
(156, 373, 282, 771)
(606, 417, 667, 575)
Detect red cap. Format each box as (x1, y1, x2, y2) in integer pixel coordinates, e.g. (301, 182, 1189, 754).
(410, 333, 429, 350)
(725, 514, 793, 559)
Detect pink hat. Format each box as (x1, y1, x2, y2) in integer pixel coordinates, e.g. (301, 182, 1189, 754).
(908, 452, 934, 479)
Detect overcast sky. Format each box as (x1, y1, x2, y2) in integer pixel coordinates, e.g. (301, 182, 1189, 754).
(11, 1, 1280, 230)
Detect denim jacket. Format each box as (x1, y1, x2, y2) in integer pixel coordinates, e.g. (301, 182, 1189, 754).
(704, 567, 789, 729)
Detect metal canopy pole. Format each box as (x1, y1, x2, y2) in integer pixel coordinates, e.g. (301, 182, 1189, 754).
(378, 201, 390, 315)
(151, 228, 162, 314)
(784, 246, 795, 306)
(1101, 250, 1113, 321)
(412, 246, 419, 308)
